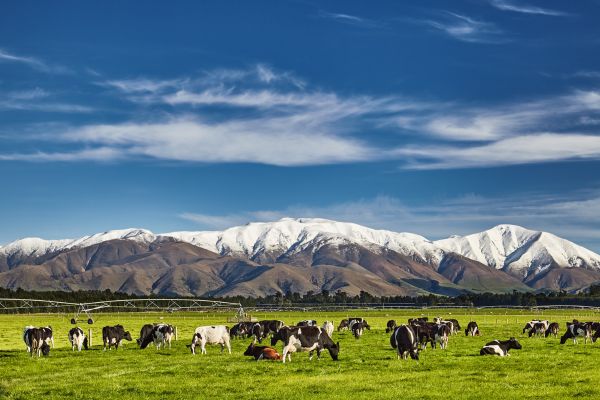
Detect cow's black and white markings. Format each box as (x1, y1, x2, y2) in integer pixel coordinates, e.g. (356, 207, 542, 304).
(560, 322, 591, 344)
(528, 322, 547, 338)
(279, 326, 339, 363)
(480, 338, 522, 356)
(102, 325, 132, 350)
(347, 318, 370, 331)
(465, 321, 480, 336)
(23, 326, 51, 357)
(137, 324, 155, 347)
(522, 320, 549, 334)
(351, 322, 365, 339)
(390, 325, 419, 360)
(188, 325, 231, 355)
(68, 327, 88, 351)
(297, 320, 318, 327)
(230, 322, 254, 339)
(337, 319, 349, 331)
(258, 320, 285, 339)
(140, 324, 174, 350)
(432, 323, 450, 349)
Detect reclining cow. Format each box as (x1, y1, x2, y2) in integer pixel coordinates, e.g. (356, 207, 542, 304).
(480, 338, 522, 356)
(244, 341, 282, 361)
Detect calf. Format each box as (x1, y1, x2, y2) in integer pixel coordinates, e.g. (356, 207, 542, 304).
(386, 320, 397, 334)
(528, 322, 546, 338)
(560, 322, 591, 344)
(351, 322, 365, 339)
(140, 324, 174, 350)
(297, 320, 317, 327)
(545, 322, 560, 338)
(68, 327, 88, 351)
(102, 325, 132, 350)
(280, 326, 339, 363)
(243, 341, 282, 361)
(480, 338, 522, 356)
(465, 321, 480, 336)
(390, 325, 419, 360)
(23, 327, 51, 357)
(188, 325, 231, 355)
(322, 321, 334, 338)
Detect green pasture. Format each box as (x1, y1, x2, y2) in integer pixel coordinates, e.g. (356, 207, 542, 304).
(0, 308, 599, 399)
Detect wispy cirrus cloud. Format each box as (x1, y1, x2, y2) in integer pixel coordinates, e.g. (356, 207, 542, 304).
(489, 0, 571, 17)
(0, 88, 93, 113)
(0, 49, 70, 74)
(423, 12, 507, 43)
(317, 10, 383, 29)
(178, 192, 600, 251)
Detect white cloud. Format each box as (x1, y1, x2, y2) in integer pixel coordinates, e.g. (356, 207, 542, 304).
(0, 147, 122, 162)
(424, 12, 506, 43)
(489, 0, 570, 17)
(0, 49, 70, 74)
(317, 10, 382, 29)
(0, 88, 93, 113)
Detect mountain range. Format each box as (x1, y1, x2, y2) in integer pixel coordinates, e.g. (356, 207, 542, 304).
(1, 218, 599, 297)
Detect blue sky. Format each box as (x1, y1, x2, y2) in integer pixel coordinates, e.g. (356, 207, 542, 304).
(1, 0, 600, 251)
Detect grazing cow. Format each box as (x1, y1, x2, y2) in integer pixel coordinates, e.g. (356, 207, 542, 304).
(279, 326, 339, 363)
(351, 322, 365, 339)
(528, 322, 547, 338)
(102, 325, 132, 350)
(243, 341, 282, 361)
(432, 324, 450, 349)
(188, 325, 231, 355)
(522, 320, 549, 334)
(337, 319, 349, 331)
(251, 323, 265, 343)
(23, 326, 53, 352)
(137, 324, 155, 346)
(390, 325, 419, 360)
(465, 321, 480, 336)
(68, 327, 88, 351)
(560, 322, 591, 344)
(386, 320, 397, 334)
(322, 321, 334, 338)
(480, 338, 522, 356)
(545, 322, 560, 338)
(230, 322, 254, 339)
(23, 325, 35, 352)
(297, 320, 318, 327)
(593, 328, 600, 343)
(433, 317, 458, 335)
(258, 320, 285, 339)
(140, 324, 174, 350)
(410, 323, 434, 350)
(23, 327, 51, 357)
(348, 318, 371, 331)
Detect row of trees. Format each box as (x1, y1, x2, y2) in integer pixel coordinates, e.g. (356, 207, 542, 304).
(2, 286, 600, 307)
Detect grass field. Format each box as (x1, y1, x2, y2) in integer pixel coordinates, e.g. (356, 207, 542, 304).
(0, 308, 599, 399)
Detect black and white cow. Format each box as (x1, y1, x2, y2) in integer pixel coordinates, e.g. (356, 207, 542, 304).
(528, 322, 547, 338)
(258, 320, 285, 339)
(351, 322, 365, 339)
(102, 325, 132, 350)
(137, 324, 155, 346)
(545, 322, 560, 338)
(560, 322, 591, 344)
(23, 327, 51, 357)
(348, 317, 371, 331)
(390, 325, 419, 360)
(140, 324, 174, 350)
(68, 327, 88, 351)
(480, 338, 522, 356)
(465, 321, 480, 336)
(386, 320, 397, 334)
(337, 319, 349, 331)
(251, 323, 265, 343)
(230, 322, 254, 339)
(23, 326, 53, 353)
(410, 322, 434, 350)
(279, 326, 339, 363)
(297, 320, 318, 327)
(432, 323, 450, 349)
(322, 321, 334, 337)
(188, 325, 231, 355)
(408, 317, 428, 324)
(522, 320, 549, 334)
(433, 317, 459, 335)
(593, 327, 600, 343)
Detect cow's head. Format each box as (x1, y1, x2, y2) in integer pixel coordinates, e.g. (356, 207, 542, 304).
(188, 333, 201, 354)
(509, 337, 522, 350)
(41, 342, 51, 356)
(327, 341, 340, 361)
(243, 342, 255, 356)
(124, 331, 133, 341)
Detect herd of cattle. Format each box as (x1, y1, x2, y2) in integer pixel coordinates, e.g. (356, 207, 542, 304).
(21, 316, 600, 361)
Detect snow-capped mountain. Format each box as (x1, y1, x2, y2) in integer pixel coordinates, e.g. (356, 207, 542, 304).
(435, 224, 600, 279)
(1, 219, 599, 295)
